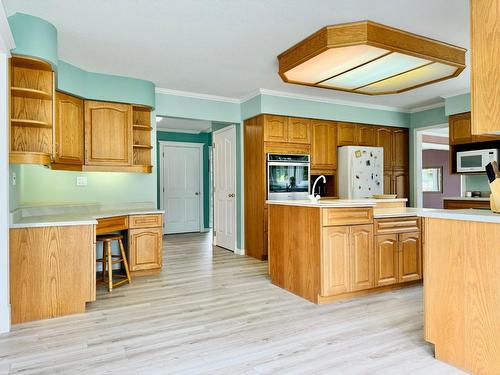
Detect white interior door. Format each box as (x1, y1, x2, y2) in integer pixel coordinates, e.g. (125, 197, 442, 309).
(162, 143, 202, 234)
(213, 126, 237, 251)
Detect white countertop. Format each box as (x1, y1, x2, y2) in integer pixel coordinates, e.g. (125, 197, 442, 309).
(10, 202, 165, 229)
(266, 198, 407, 208)
(373, 207, 419, 218)
(418, 208, 500, 223)
(442, 196, 490, 201)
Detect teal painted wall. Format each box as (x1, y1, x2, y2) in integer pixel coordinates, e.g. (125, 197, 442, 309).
(445, 93, 470, 116)
(410, 106, 447, 128)
(241, 95, 261, 120)
(156, 131, 212, 229)
(464, 175, 491, 193)
(8, 13, 58, 68)
(260, 94, 411, 127)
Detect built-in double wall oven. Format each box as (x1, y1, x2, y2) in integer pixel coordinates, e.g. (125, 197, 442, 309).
(267, 154, 310, 200)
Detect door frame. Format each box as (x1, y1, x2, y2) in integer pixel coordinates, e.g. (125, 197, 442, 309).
(413, 123, 454, 208)
(159, 141, 204, 235)
(212, 125, 237, 252)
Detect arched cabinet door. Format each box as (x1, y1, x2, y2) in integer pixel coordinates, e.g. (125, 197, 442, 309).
(84, 100, 132, 166)
(54, 91, 84, 165)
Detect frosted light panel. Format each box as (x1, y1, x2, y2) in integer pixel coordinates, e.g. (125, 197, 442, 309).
(320, 53, 430, 89)
(284, 45, 388, 84)
(359, 63, 458, 94)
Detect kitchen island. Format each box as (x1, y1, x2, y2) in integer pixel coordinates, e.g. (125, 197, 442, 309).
(420, 209, 500, 374)
(267, 199, 421, 304)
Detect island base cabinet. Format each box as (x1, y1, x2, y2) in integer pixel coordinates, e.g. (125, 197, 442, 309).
(321, 224, 374, 297)
(398, 232, 421, 282)
(128, 227, 163, 272)
(9, 225, 95, 324)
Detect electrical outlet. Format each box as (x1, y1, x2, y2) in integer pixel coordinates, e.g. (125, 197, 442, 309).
(76, 176, 88, 186)
(11, 172, 16, 186)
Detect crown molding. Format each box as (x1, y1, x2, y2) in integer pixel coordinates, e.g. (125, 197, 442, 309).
(440, 88, 470, 99)
(155, 87, 241, 104)
(239, 89, 262, 104)
(408, 102, 445, 113)
(157, 127, 201, 134)
(0, 5, 15, 54)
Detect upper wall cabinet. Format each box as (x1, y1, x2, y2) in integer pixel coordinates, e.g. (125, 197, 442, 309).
(376, 127, 393, 169)
(392, 129, 409, 168)
(263, 115, 288, 143)
(54, 91, 84, 168)
(311, 120, 337, 173)
(449, 112, 500, 145)
(470, 0, 500, 135)
(288, 117, 311, 144)
(337, 122, 358, 146)
(9, 56, 54, 165)
(358, 125, 376, 146)
(84, 100, 133, 166)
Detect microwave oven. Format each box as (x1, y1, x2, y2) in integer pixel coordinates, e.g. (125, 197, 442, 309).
(456, 149, 499, 173)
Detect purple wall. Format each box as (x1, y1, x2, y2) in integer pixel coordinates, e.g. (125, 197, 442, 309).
(423, 149, 461, 208)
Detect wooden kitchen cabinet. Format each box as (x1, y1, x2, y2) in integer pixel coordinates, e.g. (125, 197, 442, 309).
(128, 227, 163, 272)
(449, 112, 473, 145)
(288, 117, 311, 144)
(376, 127, 393, 169)
(54, 91, 84, 167)
(263, 115, 288, 143)
(392, 168, 409, 199)
(358, 125, 376, 146)
(321, 226, 350, 296)
(392, 129, 409, 168)
(84, 100, 133, 166)
(375, 234, 399, 286)
(311, 120, 337, 172)
(383, 170, 393, 195)
(349, 224, 375, 292)
(337, 122, 358, 146)
(398, 232, 421, 282)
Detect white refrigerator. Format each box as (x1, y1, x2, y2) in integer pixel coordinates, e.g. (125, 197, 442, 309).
(337, 146, 384, 199)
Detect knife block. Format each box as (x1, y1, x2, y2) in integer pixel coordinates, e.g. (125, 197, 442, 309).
(489, 179, 500, 213)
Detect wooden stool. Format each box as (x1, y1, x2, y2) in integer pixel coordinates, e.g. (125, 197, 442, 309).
(96, 234, 132, 292)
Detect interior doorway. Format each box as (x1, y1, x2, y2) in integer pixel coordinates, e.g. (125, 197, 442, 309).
(160, 141, 204, 234)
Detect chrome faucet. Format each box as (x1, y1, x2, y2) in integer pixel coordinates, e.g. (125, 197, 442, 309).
(309, 175, 326, 201)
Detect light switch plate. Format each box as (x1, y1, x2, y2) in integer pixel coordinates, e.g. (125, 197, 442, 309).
(11, 172, 16, 186)
(76, 176, 88, 186)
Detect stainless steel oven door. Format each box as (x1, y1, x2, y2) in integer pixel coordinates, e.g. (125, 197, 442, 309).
(267, 161, 310, 200)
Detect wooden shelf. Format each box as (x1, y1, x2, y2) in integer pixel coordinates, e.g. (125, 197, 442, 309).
(11, 55, 52, 71)
(133, 124, 152, 130)
(11, 87, 52, 100)
(82, 164, 152, 173)
(9, 151, 51, 165)
(133, 144, 153, 149)
(11, 119, 52, 129)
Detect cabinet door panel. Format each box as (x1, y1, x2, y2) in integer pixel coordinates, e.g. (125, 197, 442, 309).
(128, 228, 163, 271)
(263, 115, 288, 143)
(337, 123, 358, 146)
(449, 112, 473, 145)
(398, 232, 422, 282)
(55, 92, 84, 165)
(358, 125, 376, 146)
(384, 170, 393, 195)
(311, 120, 337, 170)
(84, 101, 133, 166)
(321, 226, 350, 296)
(288, 117, 311, 144)
(392, 129, 408, 168)
(375, 234, 398, 286)
(350, 224, 374, 292)
(393, 168, 409, 198)
(376, 127, 393, 169)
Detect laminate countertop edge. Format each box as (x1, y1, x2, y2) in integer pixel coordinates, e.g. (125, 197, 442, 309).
(10, 208, 165, 229)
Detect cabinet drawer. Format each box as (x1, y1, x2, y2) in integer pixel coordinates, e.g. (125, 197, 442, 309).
(129, 214, 162, 228)
(96, 216, 128, 234)
(322, 208, 373, 226)
(374, 217, 419, 235)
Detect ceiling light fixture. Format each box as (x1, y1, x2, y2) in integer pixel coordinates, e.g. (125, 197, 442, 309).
(277, 21, 466, 95)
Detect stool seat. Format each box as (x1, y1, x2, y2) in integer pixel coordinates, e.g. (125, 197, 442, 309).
(96, 234, 123, 242)
(96, 234, 131, 292)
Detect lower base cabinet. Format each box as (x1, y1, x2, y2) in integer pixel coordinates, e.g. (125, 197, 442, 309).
(375, 230, 422, 286)
(128, 227, 163, 272)
(321, 224, 374, 296)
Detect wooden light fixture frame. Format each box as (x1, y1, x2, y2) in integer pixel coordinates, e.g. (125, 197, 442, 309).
(277, 21, 466, 95)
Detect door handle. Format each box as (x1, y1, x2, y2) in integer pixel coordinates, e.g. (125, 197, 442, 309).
(195, 192, 200, 196)
(228, 193, 235, 198)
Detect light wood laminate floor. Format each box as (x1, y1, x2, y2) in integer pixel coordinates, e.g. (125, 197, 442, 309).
(0, 232, 462, 374)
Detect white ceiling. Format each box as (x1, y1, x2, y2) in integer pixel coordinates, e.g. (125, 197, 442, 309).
(3, 0, 470, 111)
(422, 127, 449, 137)
(157, 117, 212, 133)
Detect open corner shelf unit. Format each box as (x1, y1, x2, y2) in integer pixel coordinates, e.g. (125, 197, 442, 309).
(132, 105, 153, 171)
(9, 55, 54, 165)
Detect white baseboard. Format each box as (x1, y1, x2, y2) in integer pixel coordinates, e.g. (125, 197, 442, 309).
(202, 227, 212, 233)
(235, 247, 244, 256)
(0, 303, 11, 333)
